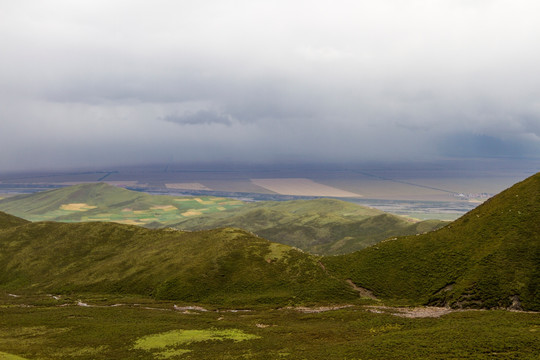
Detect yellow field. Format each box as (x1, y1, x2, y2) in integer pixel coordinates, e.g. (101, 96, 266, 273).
(194, 198, 216, 205)
(116, 219, 146, 226)
(59, 203, 97, 211)
(181, 210, 203, 216)
(250, 178, 362, 198)
(150, 205, 177, 211)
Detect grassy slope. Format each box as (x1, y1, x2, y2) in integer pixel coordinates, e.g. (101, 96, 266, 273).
(0, 183, 244, 226)
(0, 184, 446, 255)
(0, 183, 152, 218)
(172, 199, 446, 255)
(0, 221, 355, 305)
(324, 172, 540, 311)
(0, 211, 29, 229)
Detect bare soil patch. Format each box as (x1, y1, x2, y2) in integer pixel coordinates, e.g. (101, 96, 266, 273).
(283, 305, 354, 313)
(365, 305, 458, 318)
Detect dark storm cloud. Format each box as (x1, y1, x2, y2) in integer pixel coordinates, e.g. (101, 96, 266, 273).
(1, 0, 540, 171)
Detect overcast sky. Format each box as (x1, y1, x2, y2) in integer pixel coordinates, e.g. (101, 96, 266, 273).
(1, 0, 540, 171)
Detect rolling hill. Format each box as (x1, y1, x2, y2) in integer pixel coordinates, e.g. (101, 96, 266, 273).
(171, 199, 446, 254)
(0, 214, 356, 305)
(0, 183, 446, 255)
(324, 172, 540, 311)
(0, 183, 244, 226)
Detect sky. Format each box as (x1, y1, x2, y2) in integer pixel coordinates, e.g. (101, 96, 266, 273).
(1, 0, 540, 171)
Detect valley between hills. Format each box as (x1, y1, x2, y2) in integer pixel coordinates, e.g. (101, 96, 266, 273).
(0, 173, 538, 359)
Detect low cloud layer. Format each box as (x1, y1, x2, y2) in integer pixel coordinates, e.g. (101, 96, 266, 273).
(1, 1, 540, 171)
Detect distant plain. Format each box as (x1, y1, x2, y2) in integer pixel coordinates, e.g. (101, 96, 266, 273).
(1, 159, 538, 220)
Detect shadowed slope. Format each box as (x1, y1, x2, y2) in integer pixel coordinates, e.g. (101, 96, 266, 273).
(0, 211, 29, 229)
(0, 221, 355, 305)
(324, 172, 540, 310)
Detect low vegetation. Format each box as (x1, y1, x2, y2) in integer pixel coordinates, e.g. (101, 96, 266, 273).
(0, 173, 539, 358)
(324, 172, 540, 311)
(0, 213, 355, 305)
(0, 294, 538, 359)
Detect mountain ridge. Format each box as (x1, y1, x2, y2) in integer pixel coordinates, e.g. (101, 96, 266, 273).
(0, 220, 355, 305)
(324, 172, 540, 310)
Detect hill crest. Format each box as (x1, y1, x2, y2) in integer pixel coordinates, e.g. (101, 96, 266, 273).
(325, 172, 540, 310)
(0, 211, 29, 229)
(0, 220, 356, 305)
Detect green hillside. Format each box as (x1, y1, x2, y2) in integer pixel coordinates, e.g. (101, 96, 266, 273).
(0, 211, 29, 229)
(0, 183, 244, 226)
(167, 198, 445, 255)
(0, 220, 355, 305)
(0, 184, 446, 255)
(324, 172, 540, 311)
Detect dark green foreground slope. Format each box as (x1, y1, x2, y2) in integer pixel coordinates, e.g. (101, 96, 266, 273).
(325, 172, 540, 311)
(0, 211, 29, 228)
(0, 213, 355, 305)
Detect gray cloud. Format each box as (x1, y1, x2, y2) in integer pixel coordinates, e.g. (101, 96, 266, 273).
(163, 110, 233, 126)
(1, 1, 540, 171)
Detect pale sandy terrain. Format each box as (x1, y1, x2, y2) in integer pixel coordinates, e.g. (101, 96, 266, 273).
(165, 183, 211, 191)
(365, 305, 459, 318)
(251, 178, 362, 198)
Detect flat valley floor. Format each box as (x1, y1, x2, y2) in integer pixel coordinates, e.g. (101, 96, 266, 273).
(1, 294, 539, 360)
(1, 159, 538, 220)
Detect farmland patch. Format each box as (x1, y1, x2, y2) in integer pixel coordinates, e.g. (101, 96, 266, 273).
(181, 210, 203, 217)
(251, 178, 361, 197)
(59, 203, 97, 211)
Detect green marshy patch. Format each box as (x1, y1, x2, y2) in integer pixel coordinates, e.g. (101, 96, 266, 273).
(133, 328, 261, 358)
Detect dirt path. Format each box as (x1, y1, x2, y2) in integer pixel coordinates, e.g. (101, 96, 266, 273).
(346, 279, 378, 299)
(365, 305, 458, 318)
(283, 305, 354, 313)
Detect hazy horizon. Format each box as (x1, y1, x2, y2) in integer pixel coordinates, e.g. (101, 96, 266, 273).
(2, 1, 540, 171)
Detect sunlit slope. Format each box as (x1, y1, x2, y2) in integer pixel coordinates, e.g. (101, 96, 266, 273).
(0, 221, 355, 305)
(0, 211, 29, 229)
(172, 199, 446, 255)
(0, 183, 243, 226)
(324, 172, 540, 310)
